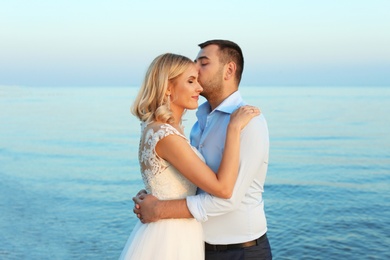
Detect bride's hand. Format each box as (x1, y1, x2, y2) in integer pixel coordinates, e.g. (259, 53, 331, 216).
(229, 105, 261, 130)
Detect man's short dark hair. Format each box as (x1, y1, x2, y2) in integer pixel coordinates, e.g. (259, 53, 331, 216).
(198, 39, 244, 84)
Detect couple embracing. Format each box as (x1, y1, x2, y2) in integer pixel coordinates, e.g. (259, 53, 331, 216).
(119, 39, 272, 260)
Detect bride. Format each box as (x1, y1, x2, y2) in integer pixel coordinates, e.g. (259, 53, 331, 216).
(119, 53, 259, 260)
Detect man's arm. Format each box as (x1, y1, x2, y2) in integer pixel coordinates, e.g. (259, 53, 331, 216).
(133, 193, 193, 223)
(133, 116, 268, 223)
(187, 116, 269, 222)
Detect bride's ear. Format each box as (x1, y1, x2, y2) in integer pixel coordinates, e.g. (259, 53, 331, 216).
(165, 86, 172, 96)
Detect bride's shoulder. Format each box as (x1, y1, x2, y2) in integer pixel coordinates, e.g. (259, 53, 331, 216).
(142, 121, 184, 139)
(144, 121, 172, 132)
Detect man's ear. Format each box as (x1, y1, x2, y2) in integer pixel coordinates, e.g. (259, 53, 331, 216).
(224, 62, 236, 80)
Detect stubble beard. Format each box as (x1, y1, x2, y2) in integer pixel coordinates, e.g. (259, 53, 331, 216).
(199, 68, 224, 102)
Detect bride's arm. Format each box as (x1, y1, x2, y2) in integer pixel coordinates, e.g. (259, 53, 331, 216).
(156, 105, 259, 199)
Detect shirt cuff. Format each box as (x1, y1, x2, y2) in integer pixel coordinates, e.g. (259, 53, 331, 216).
(186, 194, 208, 222)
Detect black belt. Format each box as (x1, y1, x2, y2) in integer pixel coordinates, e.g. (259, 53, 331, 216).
(205, 233, 267, 251)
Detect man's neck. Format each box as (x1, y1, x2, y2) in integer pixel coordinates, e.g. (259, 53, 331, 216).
(208, 89, 237, 111)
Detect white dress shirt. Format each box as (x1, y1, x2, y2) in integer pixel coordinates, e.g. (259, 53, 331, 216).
(186, 90, 270, 244)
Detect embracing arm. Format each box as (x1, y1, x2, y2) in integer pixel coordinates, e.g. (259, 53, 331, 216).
(157, 105, 259, 199)
(187, 116, 269, 222)
(133, 119, 266, 223)
(133, 195, 192, 222)
(133, 106, 260, 222)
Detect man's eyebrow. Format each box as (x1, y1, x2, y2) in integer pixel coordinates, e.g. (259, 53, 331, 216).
(194, 56, 209, 62)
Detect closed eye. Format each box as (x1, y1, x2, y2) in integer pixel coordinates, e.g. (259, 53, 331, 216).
(188, 76, 197, 84)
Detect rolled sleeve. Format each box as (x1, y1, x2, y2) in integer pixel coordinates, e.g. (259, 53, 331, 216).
(186, 194, 208, 222)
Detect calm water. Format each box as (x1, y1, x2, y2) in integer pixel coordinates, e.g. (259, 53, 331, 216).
(0, 86, 389, 259)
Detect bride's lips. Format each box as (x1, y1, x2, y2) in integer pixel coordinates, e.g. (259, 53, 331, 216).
(192, 96, 199, 101)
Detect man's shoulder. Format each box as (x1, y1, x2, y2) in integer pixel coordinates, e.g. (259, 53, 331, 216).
(243, 114, 269, 134)
(249, 113, 267, 123)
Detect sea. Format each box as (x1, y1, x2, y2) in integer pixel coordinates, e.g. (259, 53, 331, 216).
(0, 85, 389, 260)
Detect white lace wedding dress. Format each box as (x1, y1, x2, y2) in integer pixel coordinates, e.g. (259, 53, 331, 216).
(119, 122, 204, 260)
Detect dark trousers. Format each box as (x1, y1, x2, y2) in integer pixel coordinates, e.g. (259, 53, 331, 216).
(205, 235, 272, 260)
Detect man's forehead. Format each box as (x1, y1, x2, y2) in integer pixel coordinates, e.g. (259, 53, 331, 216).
(194, 55, 209, 62)
(195, 46, 218, 61)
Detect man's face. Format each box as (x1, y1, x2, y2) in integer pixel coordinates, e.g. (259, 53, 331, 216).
(195, 44, 224, 99)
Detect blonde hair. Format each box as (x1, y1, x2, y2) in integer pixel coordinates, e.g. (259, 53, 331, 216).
(131, 53, 194, 124)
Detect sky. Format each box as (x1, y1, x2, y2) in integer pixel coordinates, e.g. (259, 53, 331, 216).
(1, 0, 389, 87)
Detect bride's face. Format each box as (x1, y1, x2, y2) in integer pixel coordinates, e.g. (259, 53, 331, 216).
(169, 64, 203, 111)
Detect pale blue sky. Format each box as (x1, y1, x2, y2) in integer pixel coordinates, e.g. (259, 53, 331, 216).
(1, 0, 389, 87)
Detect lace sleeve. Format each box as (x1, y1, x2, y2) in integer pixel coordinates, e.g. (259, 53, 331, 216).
(140, 123, 188, 176)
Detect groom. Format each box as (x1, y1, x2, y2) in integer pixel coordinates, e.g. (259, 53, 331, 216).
(134, 39, 272, 259)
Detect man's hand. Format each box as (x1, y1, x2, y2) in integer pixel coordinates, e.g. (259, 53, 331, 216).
(133, 189, 147, 218)
(133, 192, 161, 223)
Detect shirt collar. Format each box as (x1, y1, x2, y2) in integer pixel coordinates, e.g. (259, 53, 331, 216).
(197, 90, 245, 118)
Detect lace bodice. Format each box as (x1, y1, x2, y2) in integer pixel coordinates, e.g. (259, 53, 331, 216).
(138, 122, 203, 200)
